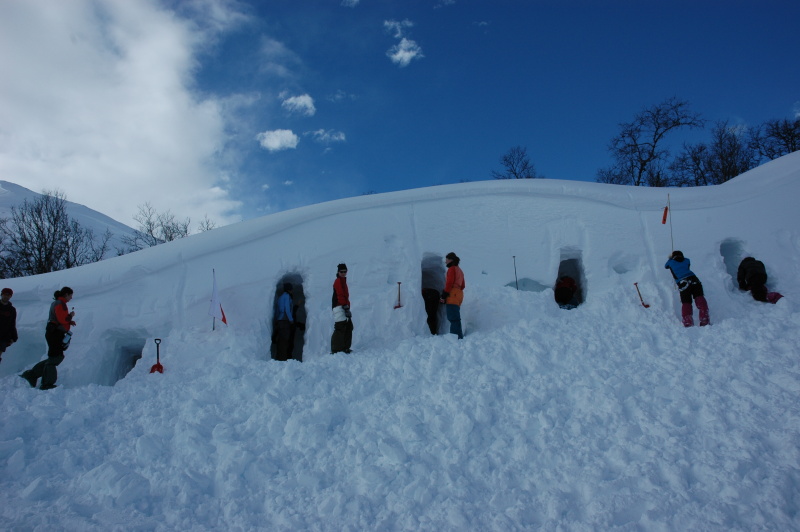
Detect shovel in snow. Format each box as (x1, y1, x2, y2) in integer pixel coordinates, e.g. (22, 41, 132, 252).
(150, 338, 164, 373)
(634, 283, 650, 308)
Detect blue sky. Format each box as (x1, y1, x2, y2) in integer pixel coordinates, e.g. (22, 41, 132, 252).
(1, 0, 798, 227)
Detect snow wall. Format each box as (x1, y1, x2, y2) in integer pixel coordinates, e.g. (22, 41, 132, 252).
(2, 152, 800, 386)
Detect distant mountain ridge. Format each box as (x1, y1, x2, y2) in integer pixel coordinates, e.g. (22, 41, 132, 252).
(0, 180, 138, 258)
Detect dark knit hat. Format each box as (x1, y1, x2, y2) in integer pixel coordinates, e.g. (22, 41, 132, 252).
(671, 250, 684, 260)
(337, 263, 348, 272)
(1, 287, 12, 296)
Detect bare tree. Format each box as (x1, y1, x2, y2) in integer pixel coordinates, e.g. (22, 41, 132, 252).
(671, 121, 758, 186)
(597, 97, 704, 186)
(197, 215, 217, 232)
(750, 117, 800, 162)
(119, 202, 191, 253)
(491, 146, 542, 179)
(0, 190, 110, 278)
(705, 121, 759, 184)
(670, 143, 711, 187)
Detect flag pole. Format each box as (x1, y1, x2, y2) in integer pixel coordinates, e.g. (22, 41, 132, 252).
(667, 193, 674, 252)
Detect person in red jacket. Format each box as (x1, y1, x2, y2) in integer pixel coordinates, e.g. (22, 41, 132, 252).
(331, 263, 353, 354)
(440, 252, 465, 339)
(20, 287, 75, 390)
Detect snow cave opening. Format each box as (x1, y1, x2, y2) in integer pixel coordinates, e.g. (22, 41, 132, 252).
(105, 330, 146, 385)
(554, 251, 586, 309)
(421, 253, 447, 335)
(270, 273, 306, 361)
(720, 238, 747, 290)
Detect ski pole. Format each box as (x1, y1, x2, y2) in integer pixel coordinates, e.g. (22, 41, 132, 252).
(513, 256, 519, 290)
(394, 282, 403, 309)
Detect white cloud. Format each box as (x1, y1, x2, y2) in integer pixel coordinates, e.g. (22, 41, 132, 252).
(256, 130, 299, 152)
(341, 0, 360, 6)
(384, 19, 414, 39)
(283, 180, 294, 186)
(259, 37, 302, 78)
(0, 0, 244, 226)
(308, 129, 346, 144)
(384, 20, 423, 67)
(387, 38, 424, 67)
(282, 94, 316, 116)
(327, 89, 358, 102)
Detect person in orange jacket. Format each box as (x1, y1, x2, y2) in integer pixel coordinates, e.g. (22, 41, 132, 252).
(20, 287, 75, 390)
(440, 252, 465, 339)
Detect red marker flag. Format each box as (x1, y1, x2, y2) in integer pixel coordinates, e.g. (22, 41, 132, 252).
(661, 205, 669, 224)
(209, 269, 227, 325)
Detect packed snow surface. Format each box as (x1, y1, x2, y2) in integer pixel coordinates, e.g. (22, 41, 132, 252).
(2, 153, 800, 530)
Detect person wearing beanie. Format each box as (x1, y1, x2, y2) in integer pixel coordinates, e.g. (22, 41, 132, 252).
(331, 263, 353, 354)
(20, 286, 76, 390)
(737, 257, 784, 304)
(665, 251, 710, 327)
(0, 288, 18, 363)
(273, 282, 294, 361)
(440, 252, 465, 339)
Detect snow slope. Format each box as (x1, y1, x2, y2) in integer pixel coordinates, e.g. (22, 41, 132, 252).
(1, 152, 799, 530)
(0, 180, 138, 259)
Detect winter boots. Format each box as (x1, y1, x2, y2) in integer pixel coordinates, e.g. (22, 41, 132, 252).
(19, 371, 37, 388)
(696, 296, 710, 326)
(682, 296, 710, 327)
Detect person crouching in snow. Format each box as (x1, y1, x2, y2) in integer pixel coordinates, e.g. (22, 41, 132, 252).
(440, 252, 465, 339)
(665, 251, 710, 327)
(331, 263, 353, 354)
(737, 257, 783, 304)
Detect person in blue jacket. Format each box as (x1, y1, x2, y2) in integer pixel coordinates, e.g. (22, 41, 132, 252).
(273, 283, 294, 361)
(665, 250, 710, 327)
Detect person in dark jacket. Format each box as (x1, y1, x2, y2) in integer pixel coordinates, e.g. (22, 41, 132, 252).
(665, 251, 710, 327)
(291, 294, 306, 362)
(273, 283, 294, 361)
(0, 288, 18, 363)
(554, 276, 579, 309)
(737, 257, 784, 304)
(20, 287, 75, 390)
(331, 263, 353, 354)
(422, 288, 441, 335)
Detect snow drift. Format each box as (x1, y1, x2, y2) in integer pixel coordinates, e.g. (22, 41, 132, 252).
(1, 152, 799, 530)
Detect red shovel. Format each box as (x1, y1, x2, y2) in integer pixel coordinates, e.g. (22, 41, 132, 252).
(150, 338, 164, 373)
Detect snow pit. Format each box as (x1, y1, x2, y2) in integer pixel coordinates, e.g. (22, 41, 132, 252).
(421, 252, 446, 334)
(270, 272, 306, 361)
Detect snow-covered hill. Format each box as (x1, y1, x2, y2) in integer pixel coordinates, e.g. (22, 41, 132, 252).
(1, 153, 799, 530)
(0, 180, 138, 259)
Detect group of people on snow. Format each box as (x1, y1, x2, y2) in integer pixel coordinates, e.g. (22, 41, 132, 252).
(0, 251, 785, 388)
(665, 251, 783, 327)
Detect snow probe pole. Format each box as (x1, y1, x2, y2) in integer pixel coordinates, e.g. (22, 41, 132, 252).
(662, 194, 674, 252)
(394, 282, 403, 309)
(150, 338, 164, 373)
(513, 256, 519, 290)
(634, 283, 650, 308)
